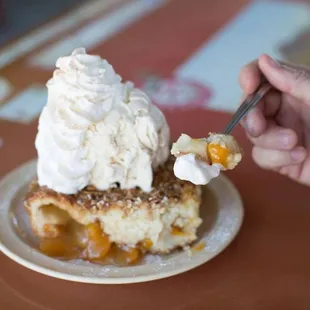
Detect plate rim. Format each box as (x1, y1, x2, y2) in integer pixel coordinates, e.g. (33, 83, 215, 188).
(0, 159, 244, 284)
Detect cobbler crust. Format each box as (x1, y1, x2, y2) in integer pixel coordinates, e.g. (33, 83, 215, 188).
(25, 156, 201, 216)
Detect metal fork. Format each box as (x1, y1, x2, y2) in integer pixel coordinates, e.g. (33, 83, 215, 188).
(223, 82, 272, 135)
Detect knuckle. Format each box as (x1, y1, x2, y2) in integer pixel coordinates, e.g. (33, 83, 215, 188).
(290, 68, 310, 84)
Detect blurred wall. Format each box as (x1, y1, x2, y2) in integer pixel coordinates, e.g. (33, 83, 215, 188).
(0, 0, 86, 46)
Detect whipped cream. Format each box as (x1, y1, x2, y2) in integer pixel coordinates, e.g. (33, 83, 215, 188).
(173, 154, 221, 185)
(36, 48, 170, 194)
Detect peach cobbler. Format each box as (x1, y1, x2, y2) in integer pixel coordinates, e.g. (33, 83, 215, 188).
(24, 49, 242, 266)
(24, 49, 203, 266)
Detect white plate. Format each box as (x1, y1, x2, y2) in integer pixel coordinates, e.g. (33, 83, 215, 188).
(0, 160, 243, 284)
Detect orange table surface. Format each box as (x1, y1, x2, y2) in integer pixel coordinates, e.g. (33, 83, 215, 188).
(1, 109, 310, 309)
(1, 0, 310, 309)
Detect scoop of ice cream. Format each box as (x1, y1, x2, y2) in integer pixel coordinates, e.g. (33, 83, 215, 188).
(173, 153, 221, 185)
(36, 48, 170, 194)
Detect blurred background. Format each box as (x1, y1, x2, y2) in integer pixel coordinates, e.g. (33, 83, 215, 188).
(0, 0, 309, 125)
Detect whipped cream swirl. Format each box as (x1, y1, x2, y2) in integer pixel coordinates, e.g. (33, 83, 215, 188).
(36, 48, 170, 194)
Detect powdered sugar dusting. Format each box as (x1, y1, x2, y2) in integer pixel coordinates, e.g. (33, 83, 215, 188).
(144, 254, 163, 264)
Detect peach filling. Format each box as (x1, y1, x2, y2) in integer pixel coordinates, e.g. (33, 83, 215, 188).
(39, 220, 153, 266)
(171, 225, 186, 236)
(207, 144, 230, 167)
(192, 241, 205, 252)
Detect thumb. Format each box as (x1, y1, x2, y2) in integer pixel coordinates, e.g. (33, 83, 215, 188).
(258, 54, 310, 103)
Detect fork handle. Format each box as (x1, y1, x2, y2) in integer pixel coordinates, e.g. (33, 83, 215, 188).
(223, 82, 272, 135)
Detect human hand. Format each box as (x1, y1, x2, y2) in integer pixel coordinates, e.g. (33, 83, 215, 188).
(239, 54, 310, 185)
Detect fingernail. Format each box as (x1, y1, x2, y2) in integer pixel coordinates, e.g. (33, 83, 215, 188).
(245, 114, 259, 137)
(267, 56, 281, 69)
(245, 118, 255, 136)
(279, 133, 293, 148)
(290, 148, 306, 162)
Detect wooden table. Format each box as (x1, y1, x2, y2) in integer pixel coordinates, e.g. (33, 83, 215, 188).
(1, 0, 310, 309)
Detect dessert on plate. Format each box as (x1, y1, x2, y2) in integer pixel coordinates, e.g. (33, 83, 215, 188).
(171, 133, 242, 185)
(24, 48, 202, 265)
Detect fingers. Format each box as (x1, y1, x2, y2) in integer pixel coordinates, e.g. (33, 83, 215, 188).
(242, 90, 281, 138)
(238, 56, 309, 171)
(239, 53, 310, 104)
(243, 106, 266, 137)
(258, 54, 310, 103)
(239, 60, 260, 94)
(252, 146, 307, 169)
(240, 54, 310, 102)
(263, 90, 281, 117)
(239, 58, 282, 137)
(248, 126, 297, 150)
(245, 121, 304, 170)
